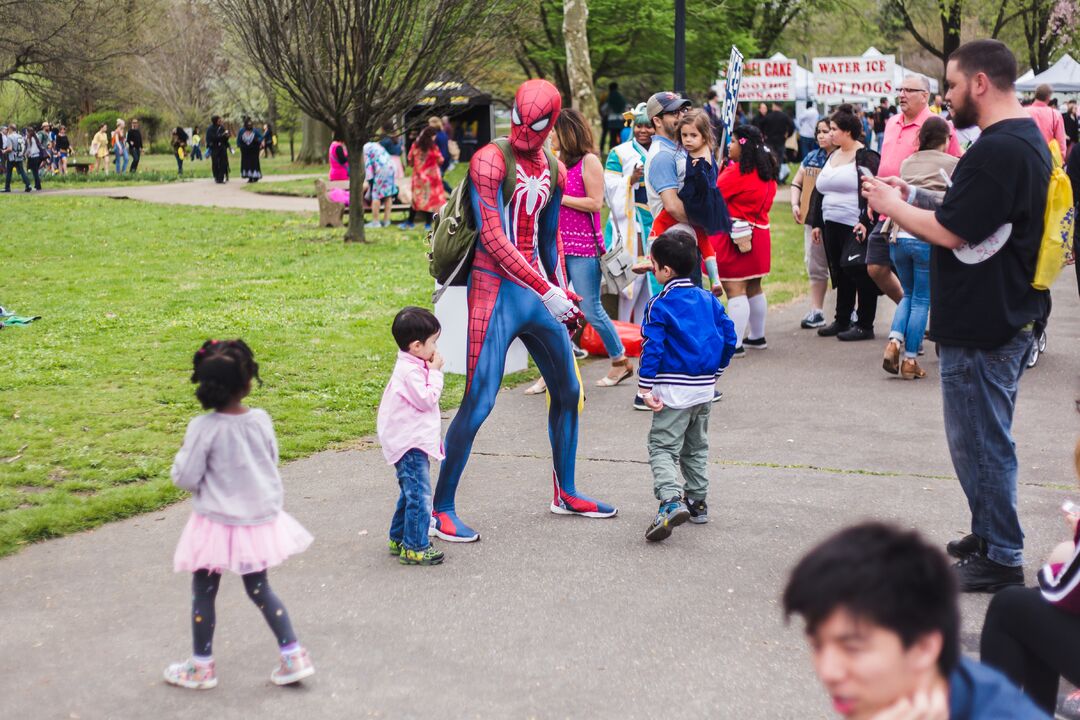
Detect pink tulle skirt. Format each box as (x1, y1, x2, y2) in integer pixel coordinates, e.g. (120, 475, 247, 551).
(173, 511, 313, 575)
(327, 188, 350, 206)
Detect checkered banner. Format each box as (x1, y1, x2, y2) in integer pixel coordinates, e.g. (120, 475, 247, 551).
(719, 46, 744, 155)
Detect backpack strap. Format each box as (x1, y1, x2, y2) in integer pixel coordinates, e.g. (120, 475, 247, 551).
(493, 137, 517, 204)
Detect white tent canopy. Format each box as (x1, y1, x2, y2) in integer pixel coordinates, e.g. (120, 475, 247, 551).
(763, 49, 938, 104)
(1015, 54, 1080, 92)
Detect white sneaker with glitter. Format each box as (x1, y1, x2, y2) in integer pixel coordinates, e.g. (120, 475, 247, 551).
(271, 648, 315, 685)
(164, 658, 218, 690)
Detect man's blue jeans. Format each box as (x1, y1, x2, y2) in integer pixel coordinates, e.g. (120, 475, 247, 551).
(888, 237, 931, 357)
(566, 255, 625, 358)
(939, 331, 1034, 567)
(389, 449, 433, 551)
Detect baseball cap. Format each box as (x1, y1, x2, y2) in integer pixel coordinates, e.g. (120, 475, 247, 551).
(646, 92, 691, 120)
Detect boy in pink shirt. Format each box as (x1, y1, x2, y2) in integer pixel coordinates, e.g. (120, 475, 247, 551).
(377, 307, 446, 566)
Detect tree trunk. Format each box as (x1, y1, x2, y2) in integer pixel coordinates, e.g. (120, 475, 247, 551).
(297, 113, 331, 164)
(563, 0, 600, 129)
(344, 128, 367, 243)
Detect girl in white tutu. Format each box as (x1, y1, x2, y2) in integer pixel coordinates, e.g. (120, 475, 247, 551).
(164, 339, 314, 690)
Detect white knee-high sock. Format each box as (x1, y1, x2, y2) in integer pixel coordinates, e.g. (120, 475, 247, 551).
(727, 295, 750, 347)
(748, 293, 768, 339)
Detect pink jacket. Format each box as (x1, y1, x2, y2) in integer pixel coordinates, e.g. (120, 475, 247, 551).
(376, 351, 444, 464)
(328, 141, 349, 181)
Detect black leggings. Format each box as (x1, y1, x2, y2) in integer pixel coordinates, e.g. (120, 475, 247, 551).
(407, 209, 433, 225)
(980, 586, 1080, 714)
(823, 220, 879, 329)
(191, 569, 297, 657)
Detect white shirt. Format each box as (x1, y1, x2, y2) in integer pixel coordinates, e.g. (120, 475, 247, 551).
(797, 107, 820, 138)
(651, 383, 714, 410)
(816, 159, 860, 227)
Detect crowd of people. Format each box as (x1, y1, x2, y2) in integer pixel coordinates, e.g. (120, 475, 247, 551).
(1, 122, 74, 191)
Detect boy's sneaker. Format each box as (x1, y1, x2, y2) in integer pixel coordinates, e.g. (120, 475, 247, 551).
(685, 496, 708, 524)
(387, 539, 403, 555)
(712, 390, 723, 403)
(164, 658, 218, 690)
(633, 394, 649, 411)
(400, 545, 445, 565)
(743, 336, 767, 350)
(271, 648, 315, 685)
(801, 310, 826, 329)
(645, 500, 691, 542)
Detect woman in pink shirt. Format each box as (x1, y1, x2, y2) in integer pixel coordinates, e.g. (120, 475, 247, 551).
(554, 108, 633, 387)
(377, 307, 446, 566)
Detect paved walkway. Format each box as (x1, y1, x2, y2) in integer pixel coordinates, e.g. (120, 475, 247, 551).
(3, 273, 1078, 718)
(45, 174, 322, 213)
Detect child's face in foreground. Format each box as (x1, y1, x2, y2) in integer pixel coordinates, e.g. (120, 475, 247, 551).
(408, 331, 440, 363)
(650, 258, 676, 285)
(680, 125, 706, 154)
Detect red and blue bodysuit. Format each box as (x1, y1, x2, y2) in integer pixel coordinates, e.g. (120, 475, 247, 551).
(431, 80, 618, 542)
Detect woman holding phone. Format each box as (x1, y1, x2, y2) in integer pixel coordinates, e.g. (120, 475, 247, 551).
(809, 105, 880, 342)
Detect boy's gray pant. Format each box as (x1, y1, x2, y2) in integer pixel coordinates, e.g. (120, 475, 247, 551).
(647, 401, 711, 503)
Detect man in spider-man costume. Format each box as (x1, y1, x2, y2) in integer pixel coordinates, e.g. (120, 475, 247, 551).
(431, 79, 618, 542)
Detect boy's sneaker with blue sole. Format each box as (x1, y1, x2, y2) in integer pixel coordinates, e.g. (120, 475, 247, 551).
(645, 499, 691, 542)
(684, 496, 708, 524)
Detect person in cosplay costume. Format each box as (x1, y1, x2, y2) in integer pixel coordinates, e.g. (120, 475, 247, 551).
(431, 79, 619, 543)
(604, 102, 659, 323)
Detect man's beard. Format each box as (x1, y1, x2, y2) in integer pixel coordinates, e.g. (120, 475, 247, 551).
(949, 88, 979, 130)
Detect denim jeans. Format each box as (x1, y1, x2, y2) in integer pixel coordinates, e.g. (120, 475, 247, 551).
(389, 449, 433, 551)
(888, 236, 931, 357)
(566, 254, 625, 358)
(113, 144, 129, 173)
(4, 160, 29, 190)
(940, 331, 1034, 567)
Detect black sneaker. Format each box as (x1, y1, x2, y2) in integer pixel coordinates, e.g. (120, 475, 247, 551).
(954, 553, 1024, 593)
(711, 390, 723, 403)
(743, 336, 767, 350)
(645, 500, 691, 542)
(837, 325, 875, 341)
(946, 533, 985, 559)
(633, 395, 649, 411)
(801, 310, 826, 329)
(685, 496, 708, 524)
(732, 346, 746, 358)
(817, 322, 850, 337)
(572, 345, 588, 360)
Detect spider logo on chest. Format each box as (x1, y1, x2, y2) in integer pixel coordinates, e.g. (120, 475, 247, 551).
(513, 164, 552, 216)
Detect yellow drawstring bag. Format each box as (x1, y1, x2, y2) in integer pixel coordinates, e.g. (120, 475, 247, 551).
(1033, 140, 1076, 291)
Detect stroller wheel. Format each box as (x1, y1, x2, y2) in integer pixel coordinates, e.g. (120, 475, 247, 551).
(1026, 345, 1040, 369)
(1037, 331, 1047, 353)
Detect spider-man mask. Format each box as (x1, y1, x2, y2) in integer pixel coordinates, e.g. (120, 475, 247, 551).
(509, 79, 562, 153)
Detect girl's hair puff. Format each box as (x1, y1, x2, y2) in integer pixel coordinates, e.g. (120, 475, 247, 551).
(190, 339, 261, 410)
(677, 109, 716, 154)
(732, 124, 777, 182)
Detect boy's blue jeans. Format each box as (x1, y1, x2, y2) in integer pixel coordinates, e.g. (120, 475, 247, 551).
(939, 331, 1033, 567)
(389, 449, 432, 551)
(888, 236, 931, 357)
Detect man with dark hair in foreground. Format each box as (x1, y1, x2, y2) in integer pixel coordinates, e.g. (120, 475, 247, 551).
(783, 522, 1048, 719)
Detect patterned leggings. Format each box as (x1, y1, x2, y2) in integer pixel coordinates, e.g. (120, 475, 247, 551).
(190, 569, 297, 656)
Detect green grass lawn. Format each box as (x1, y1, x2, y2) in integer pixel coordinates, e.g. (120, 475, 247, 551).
(0, 192, 805, 556)
(38, 153, 319, 187)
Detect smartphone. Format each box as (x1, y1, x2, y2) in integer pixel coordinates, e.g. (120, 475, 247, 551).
(858, 166, 874, 179)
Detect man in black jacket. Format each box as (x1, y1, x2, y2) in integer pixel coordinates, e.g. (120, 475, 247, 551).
(127, 119, 143, 173)
(761, 102, 794, 182)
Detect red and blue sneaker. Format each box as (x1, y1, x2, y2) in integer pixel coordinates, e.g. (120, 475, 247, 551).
(550, 487, 618, 518)
(430, 510, 480, 543)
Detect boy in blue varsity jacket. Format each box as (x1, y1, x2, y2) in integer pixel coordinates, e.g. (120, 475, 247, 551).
(639, 229, 737, 542)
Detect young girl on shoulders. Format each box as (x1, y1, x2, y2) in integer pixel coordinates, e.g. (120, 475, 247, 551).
(165, 339, 314, 690)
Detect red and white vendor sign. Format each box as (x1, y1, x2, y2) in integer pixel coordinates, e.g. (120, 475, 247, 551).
(738, 59, 795, 102)
(812, 55, 895, 98)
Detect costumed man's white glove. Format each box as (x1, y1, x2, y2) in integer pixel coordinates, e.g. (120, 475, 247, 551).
(541, 284, 584, 328)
